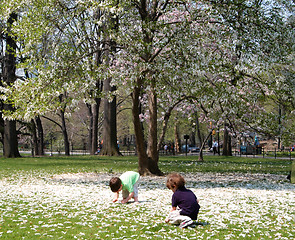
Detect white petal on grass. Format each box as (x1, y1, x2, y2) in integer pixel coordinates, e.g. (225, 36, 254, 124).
(0, 172, 294, 239)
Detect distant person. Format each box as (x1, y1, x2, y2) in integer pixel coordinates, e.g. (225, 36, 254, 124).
(109, 171, 140, 204)
(254, 136, 260, 146)
(165, 173, 200, 228)
(164, 144, 168, 154)
(96, 141, 103, 154)
(95, 147, 100, 155)
(212, 140, 218, 155)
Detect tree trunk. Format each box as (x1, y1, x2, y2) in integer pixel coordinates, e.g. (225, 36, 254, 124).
(100, 77, 120, 156)
(31, 119, 38, 156)
(147, 83, 162, 175)
(222, 123, 232, 156)
(87, 103, 93, 153)
(174, 122, 181, 154)
(60, 109, 70, 156)
(87, 98, 102, 155)
(100, 12, 120, 156)
(157, 97, 186, 151)
(198, 131, 212, 161)
(132, 82, 150, 175)
(89, 35, 103, 155)
(2, 12, 21, 158)
(195, 111, 202, 147)
(190, 120, 196, 146)
(91, 98, 101, 155)
(157, 109, 172, 151)
(3, 120, 21, 157)
(35, 116, 44, 155)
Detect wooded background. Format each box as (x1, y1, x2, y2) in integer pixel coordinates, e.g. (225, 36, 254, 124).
(0, 0, 294, 175)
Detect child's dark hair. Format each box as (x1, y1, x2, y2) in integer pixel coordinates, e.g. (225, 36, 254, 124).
(166, 173, 185, 191)
(109, 177, 122, 192)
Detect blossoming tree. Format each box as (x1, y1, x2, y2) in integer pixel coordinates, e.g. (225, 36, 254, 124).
(0, 0, 120, 155)
(109, 0, 294, 174)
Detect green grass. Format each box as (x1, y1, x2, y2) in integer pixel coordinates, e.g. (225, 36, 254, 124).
(0, 155, 294, 239)
(0, 154, 292, 177)
(160, 155, 292, 175)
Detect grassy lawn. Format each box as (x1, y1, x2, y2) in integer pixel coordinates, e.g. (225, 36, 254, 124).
(0, 155, 294, 239)
(0, 154, 292, 176)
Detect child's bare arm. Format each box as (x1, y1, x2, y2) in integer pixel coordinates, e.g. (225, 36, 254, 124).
(121, 192, 134, 204)
(112, 192, 119, 202)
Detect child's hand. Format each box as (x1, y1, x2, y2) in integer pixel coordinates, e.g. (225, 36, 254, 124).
(112, 198, 118, 203)
(121, 199, 128, 204)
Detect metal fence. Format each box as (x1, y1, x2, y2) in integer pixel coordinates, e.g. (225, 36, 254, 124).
(233, 147, 294, 160)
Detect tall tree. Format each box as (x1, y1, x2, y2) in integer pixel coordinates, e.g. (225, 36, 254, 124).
(0, 0, 293, 165)
(35, 116, 44, 155)
(2, 12, 21, 157)
(100, 7, 121, 156)
(29, 116, 44, 156)
(0, 0, 111, 155)
(110, 0, 294, 173)
(111, 1, 200, 175)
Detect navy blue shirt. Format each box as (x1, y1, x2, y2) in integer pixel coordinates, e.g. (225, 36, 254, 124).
(172, 187, 200, 220)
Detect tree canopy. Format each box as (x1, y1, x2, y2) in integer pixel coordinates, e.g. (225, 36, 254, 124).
(0, 0, 294, 171)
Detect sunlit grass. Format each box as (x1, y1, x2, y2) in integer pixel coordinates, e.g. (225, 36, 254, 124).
(0, 154, 292, 177)
(0, 155, 294, 239)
